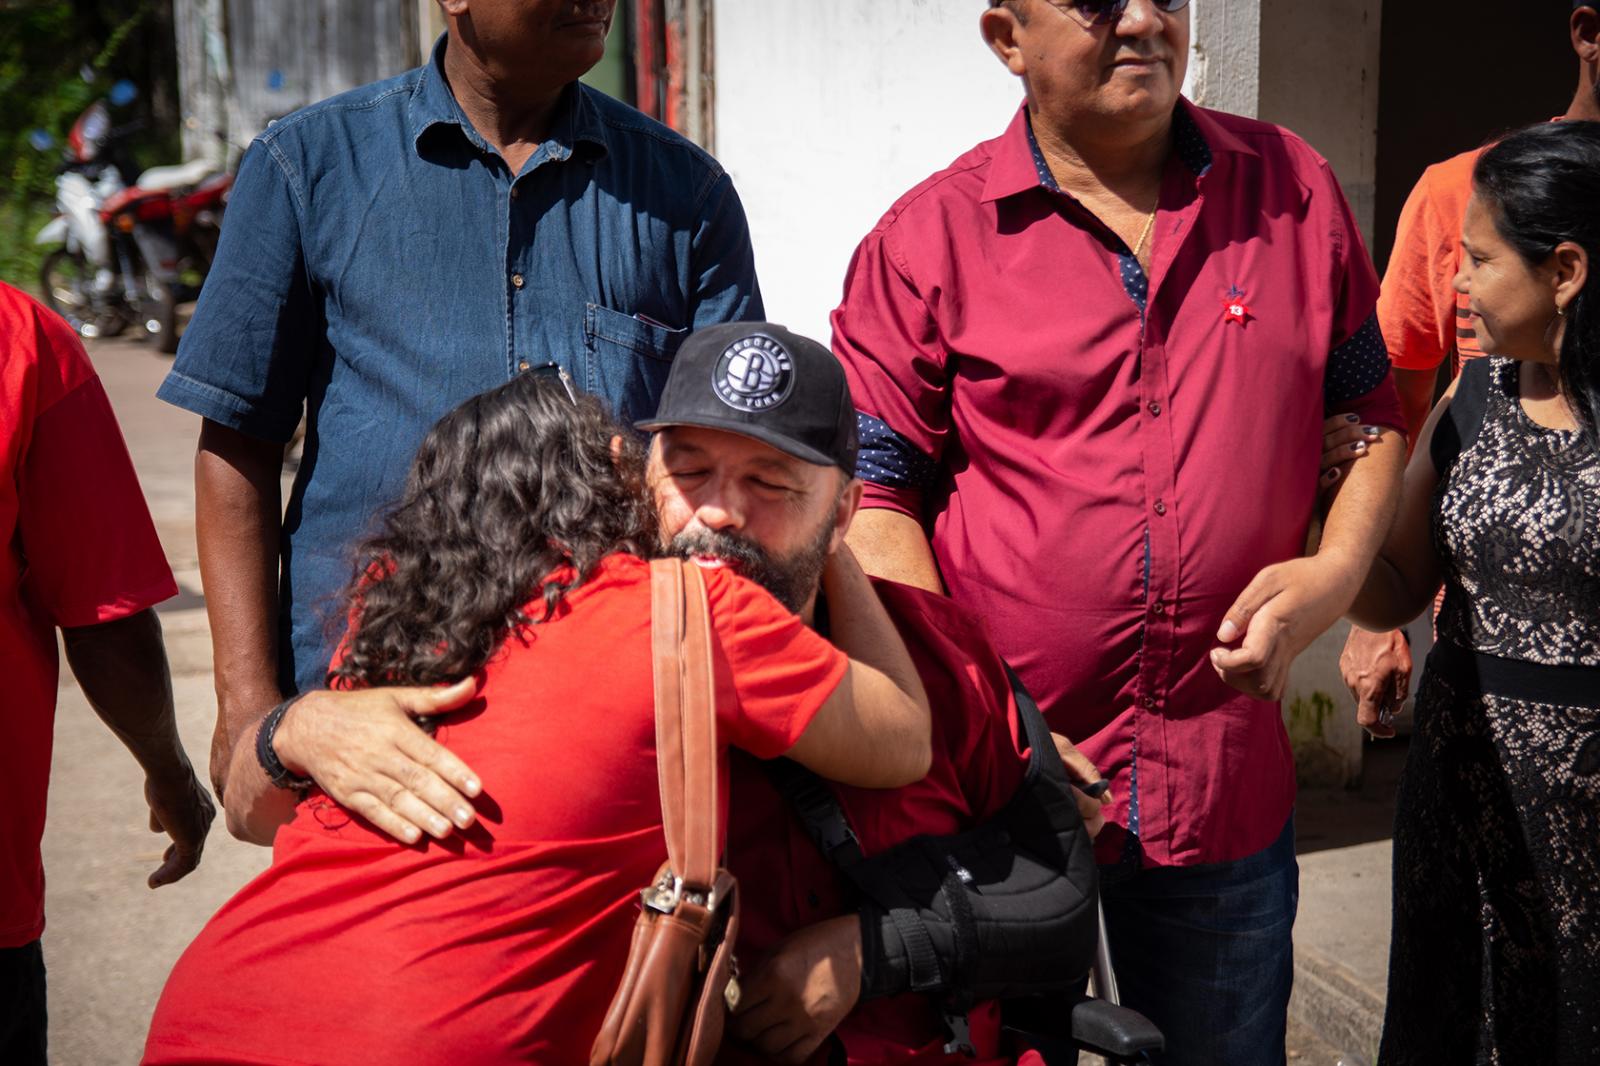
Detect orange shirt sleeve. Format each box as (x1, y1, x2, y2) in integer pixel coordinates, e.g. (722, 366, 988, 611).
(702, 568, 849, 760)
(1379, 155, 1475, 372)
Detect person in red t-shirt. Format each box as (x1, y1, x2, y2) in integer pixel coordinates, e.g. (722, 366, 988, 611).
(0, 282, 213, 1065)
(143, 368, 932, 1066)
(255, 325, 1114, 1066)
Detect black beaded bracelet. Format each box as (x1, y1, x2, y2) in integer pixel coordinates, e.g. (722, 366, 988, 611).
(256, 696, 314, 791)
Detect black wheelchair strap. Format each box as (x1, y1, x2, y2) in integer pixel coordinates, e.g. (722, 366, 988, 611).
(760, 661, 1093, 1019)
(1003, 663, 1067, 782)
(761, 757, 946, 993)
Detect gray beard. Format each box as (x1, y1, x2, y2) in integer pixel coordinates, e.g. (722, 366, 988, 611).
(667, 515, 834, 615)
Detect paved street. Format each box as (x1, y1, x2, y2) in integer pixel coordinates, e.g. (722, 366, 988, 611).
(41, 333, 1365, 1064)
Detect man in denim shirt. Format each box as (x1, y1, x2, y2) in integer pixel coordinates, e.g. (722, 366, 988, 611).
(161, 0, 761, 809)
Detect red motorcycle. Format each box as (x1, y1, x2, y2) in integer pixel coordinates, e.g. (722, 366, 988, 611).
(97, 162, 232, 353)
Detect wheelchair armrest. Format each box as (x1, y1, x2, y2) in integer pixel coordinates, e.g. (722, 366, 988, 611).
(1070, 997, 1165, 1059)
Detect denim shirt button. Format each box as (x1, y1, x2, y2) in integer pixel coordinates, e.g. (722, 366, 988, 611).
(511, 273, 525, 289)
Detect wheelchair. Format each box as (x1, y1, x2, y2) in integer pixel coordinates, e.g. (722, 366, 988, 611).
(1002, 902, 1166, 1065)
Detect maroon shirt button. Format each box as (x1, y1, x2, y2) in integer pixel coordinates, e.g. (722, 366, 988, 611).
(1148, 401, 1162, 415)
(1152, 601, 1165, 614)
(1153, 499, 1167, 515)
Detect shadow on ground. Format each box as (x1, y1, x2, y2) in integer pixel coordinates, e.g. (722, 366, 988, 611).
(1295, 739, 1406, 856)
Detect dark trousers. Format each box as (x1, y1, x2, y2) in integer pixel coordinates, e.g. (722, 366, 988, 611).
(1100, 817, 1300, 1066)
(0, 939, 48, 1066)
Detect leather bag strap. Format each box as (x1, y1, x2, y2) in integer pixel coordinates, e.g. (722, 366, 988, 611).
(650, 558, 720, 893)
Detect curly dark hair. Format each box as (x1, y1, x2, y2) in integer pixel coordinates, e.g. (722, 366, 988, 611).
(327, 372, 657, 690)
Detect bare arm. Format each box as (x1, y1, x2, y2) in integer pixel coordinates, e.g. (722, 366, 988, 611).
(844, 509, 943, 593)
(220, 679, 485, 846)
(1213, 426, 1407, 700)
(61, 609, 215, 886)
(784, 546, 932, 789)
(1318, 425, 1408, 577)
(1347, 382, 1456, 630)
(194, 419, 286, 802)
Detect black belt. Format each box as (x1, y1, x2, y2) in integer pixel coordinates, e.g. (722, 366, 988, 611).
(1428, 639, 1600, 709)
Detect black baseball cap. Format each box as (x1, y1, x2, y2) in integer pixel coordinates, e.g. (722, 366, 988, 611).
(636, 322, 859, 475)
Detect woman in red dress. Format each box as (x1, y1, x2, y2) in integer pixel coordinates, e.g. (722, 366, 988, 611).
(143, 372, 931, 1065)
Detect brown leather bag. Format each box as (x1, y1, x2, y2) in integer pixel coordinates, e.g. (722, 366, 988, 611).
(590, 558, 741, 1066)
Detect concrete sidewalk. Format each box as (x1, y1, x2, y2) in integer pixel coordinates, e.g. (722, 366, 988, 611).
(1291, 739, 1407, 1065)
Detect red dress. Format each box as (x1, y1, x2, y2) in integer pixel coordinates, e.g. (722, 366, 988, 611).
(143, 555, 846, 1065)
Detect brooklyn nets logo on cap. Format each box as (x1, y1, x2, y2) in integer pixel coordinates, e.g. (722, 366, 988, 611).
(712, 333, 795, 412)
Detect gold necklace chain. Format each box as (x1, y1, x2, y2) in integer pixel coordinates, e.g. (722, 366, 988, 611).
(1131, 207, 1158, 260)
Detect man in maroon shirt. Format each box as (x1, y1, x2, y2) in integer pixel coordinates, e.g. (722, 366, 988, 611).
(833, 2, 1406, 1062)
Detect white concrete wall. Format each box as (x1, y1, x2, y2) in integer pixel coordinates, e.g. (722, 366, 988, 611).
(1259, 0, 1383, 247)
(712, 0, 1243, 341)
(712, 0, 1023, 341)
(1188, 0, 1262, 117)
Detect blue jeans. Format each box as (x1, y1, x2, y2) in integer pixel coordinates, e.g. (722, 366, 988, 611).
(1099, 817, 1299, 1066)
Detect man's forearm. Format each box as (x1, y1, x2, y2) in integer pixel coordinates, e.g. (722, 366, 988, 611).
(1318, 428, 1406, 583)
(195, 419, 288, 797)
(61, 609, 189, 777)
(220, 712, 301, 845)
(845, 508, 943, 593)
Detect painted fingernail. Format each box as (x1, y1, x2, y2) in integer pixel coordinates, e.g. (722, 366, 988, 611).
(1363, 425, 1380, 435)
(1350, 442, 1366, 453)
(1323, 468, 1341, 483)
(1345, 414, 1361, 423)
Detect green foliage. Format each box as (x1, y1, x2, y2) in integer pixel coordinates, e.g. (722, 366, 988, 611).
(0, 1, 179, 288)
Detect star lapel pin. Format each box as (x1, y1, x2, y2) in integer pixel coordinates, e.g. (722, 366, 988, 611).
(1222, 286, 1251, 327)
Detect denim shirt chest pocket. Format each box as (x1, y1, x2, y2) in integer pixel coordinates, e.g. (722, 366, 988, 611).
(583, 303, 689, 424)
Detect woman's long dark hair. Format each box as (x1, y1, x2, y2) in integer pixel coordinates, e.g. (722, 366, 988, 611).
(328, 373, 656, 689)
(1474, 120, 1600, 446)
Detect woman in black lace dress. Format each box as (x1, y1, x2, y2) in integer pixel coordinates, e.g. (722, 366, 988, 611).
(1348, 122, 1600, 1065)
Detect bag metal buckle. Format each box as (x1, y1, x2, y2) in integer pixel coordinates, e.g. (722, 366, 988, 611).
(641, 870, 713, 914)
(642, 871, 685, 914)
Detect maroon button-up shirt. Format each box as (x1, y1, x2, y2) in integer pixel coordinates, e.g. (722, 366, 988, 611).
(832, 101, 1404, 867)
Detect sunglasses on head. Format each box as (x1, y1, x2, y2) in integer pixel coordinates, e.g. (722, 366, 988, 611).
(526, 361, 581, 405)
(992, 0, 1191, 26)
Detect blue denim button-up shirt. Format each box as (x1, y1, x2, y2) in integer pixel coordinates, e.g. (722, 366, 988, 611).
(159, 38, 762, 694)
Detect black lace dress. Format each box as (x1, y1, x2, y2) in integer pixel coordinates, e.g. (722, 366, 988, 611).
(1379, 358, 1600, 1065)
